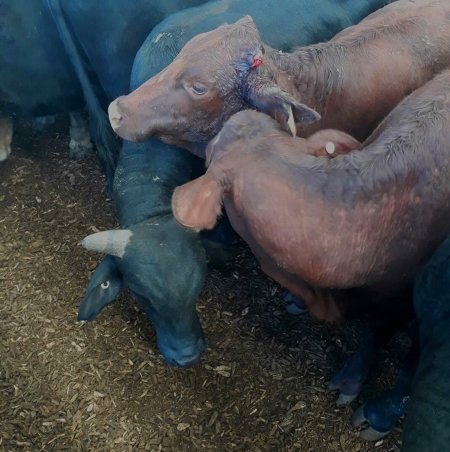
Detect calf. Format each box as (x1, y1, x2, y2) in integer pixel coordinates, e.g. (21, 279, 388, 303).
(172, 70, 450, 436)
(110, 0, 450, 155)
(173, 70, 450, 321)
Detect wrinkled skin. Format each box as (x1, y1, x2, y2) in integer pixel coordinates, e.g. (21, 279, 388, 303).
(82, 0, 392, 366)
(401, 236, 450, 451)
(110, 0, 450, 151)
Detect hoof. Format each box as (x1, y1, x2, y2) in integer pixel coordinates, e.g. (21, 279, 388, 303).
(352, 405, 391, 441)
(328, 381, 359, 407)
(0, 145, 11, 162)
(283, 293, 307, 315)
(0, 116, 13, 162)
(69, 138, 94, 159)
(201, 238, 235, 268)
(328, 373, 363, 407)
(32, 115, 56, 131)
(285, 302, 307, 315)
(336, 392, 358, 407)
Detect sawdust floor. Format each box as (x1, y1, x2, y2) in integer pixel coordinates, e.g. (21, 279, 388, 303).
(0, 119, 407, 451)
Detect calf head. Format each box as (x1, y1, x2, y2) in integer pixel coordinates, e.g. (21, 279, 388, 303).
(109, 16, 319, 156)
(172, 110, 360, 230)
(80, 217, 206, 367)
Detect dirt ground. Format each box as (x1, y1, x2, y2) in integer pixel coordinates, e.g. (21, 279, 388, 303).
(0, 119, 408, 451)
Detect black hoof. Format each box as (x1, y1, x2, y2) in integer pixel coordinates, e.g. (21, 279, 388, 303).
(352, 405, 392, 441)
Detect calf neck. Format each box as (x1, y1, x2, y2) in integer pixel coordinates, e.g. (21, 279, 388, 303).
(110, 0, 450, 154)
(172, 70, 450, 323)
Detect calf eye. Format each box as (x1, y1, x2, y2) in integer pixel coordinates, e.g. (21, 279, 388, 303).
(191, 83, 207, 95)
(101, 281, 110, 289)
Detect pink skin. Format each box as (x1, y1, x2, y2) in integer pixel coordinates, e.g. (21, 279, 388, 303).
(171, 70, 450, 323)
(109, 0, 450, 155)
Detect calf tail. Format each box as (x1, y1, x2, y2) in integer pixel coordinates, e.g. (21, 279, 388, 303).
(44, 0, 119, 192)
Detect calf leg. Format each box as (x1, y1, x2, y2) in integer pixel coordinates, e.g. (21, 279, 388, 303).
(31, 114, 56, 131)
(0, 115, 13, 162)
(200, 215, 236, 268)
(352, 325, 419, 441)
(69, 110, 93, 159)
(328, 329, 379, 406)
(329, 291, 414, 407)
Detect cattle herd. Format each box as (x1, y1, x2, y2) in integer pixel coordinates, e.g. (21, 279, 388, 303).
(1, 0, 450, 450)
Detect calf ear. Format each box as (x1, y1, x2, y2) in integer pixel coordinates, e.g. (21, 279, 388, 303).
(172, 174, 224, 231)
(246, 84, 320, 136)
(306, 129, 361, 157)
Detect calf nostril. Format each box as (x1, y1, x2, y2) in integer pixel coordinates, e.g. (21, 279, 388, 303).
(108, 100, 123, 130)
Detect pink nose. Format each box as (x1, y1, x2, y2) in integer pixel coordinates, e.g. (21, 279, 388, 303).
(108, 99, 123, 131)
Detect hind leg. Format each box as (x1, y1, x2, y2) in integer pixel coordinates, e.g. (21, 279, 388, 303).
(330, 291, 414, 407)
(353, 325, 418, 440)
(0, 115, 13, 162)
(69, 110, 93, 159)
(329, 329, 379, 406)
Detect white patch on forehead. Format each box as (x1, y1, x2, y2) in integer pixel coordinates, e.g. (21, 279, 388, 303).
(152, 175, 160, 182)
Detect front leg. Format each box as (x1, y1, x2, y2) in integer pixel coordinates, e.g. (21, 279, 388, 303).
(69, 110, 93, 159)
(0, 115, 13, 162)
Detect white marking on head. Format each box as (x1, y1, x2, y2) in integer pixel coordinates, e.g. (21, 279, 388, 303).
(152, 176, 160, 182)
(325, 142, 335, 155)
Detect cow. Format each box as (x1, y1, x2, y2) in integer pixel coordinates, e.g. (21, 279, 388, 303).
(401, 235, 450, 451)
(109, 0, 450, 155)
(171, 70, 450, 438)
(79, 0, 393, 369)
(0, 0, 207, 183)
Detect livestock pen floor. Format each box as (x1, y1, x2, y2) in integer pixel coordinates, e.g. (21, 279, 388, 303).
(0, 119, 406, 451)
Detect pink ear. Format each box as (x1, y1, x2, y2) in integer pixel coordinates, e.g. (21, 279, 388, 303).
(306, 129, 361, 158)
(172, 174, 224, 230)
